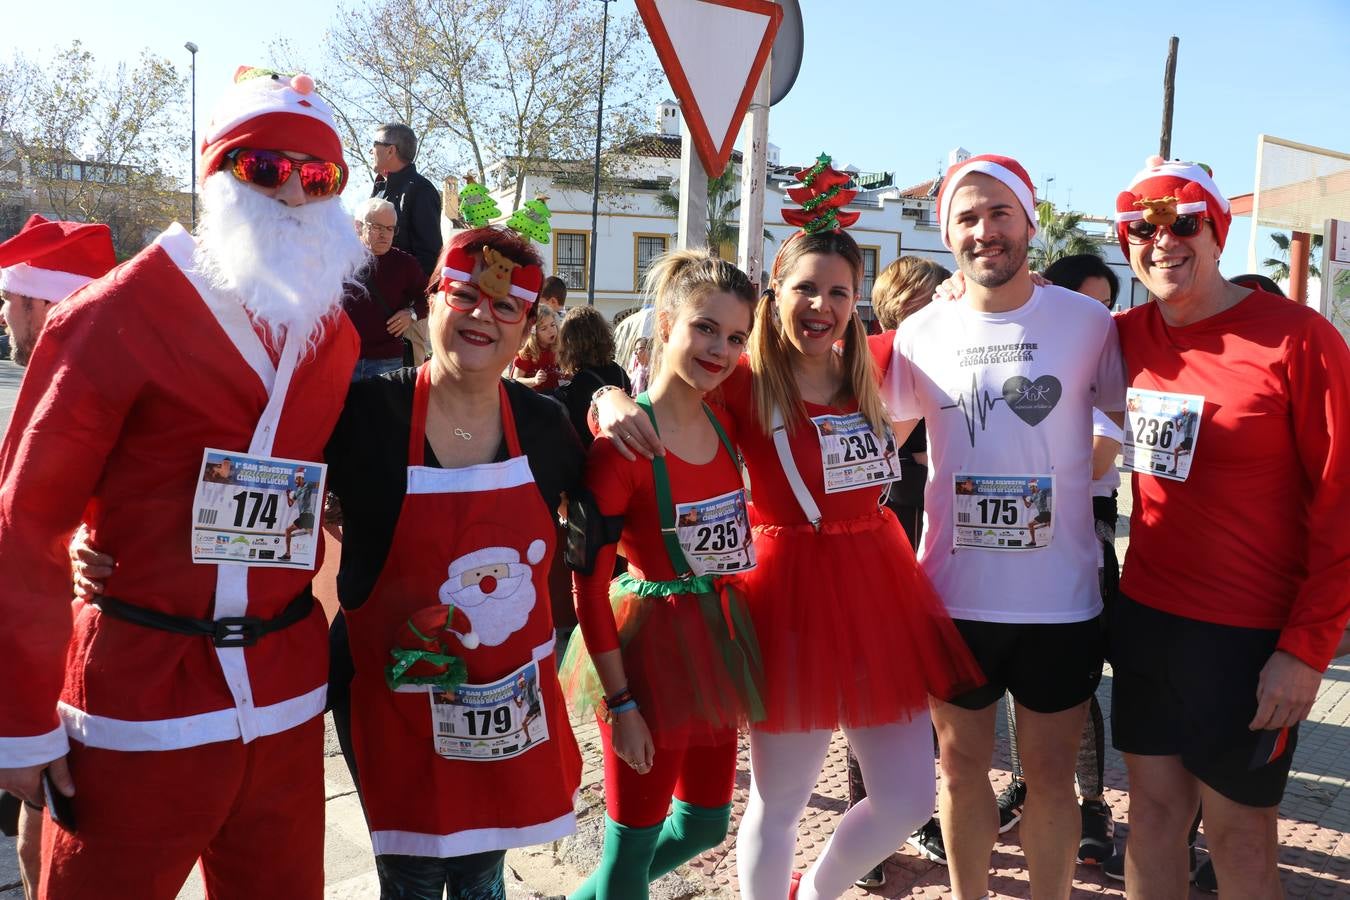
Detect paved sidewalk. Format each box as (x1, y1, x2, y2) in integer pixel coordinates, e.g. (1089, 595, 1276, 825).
(1, 359, 1347, 897)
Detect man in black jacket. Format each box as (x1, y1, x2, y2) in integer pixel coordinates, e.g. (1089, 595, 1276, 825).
(371, 123, 442, 278)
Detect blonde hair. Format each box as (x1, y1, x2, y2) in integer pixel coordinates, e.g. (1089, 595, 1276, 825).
(872, 256, 951, 330)
(751, 230, 890, 436)
(519, 302, 558, 362)
(643, 248, 755, 378)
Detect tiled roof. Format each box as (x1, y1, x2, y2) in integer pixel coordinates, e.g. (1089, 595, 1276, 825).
(896, 177, 939, 199)
(618, 133, 743, 164)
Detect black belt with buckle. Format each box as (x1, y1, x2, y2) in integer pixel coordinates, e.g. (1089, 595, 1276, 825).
(92, 588, 315, 648)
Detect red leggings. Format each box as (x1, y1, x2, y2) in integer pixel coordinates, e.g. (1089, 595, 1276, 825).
(41, 717, 324, 900)
(598, 718, 739, 827)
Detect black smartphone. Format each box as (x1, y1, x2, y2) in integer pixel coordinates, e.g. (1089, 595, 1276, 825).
(42, 769, 76, 832)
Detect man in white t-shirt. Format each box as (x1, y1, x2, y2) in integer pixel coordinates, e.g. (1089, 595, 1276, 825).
(885, 153, 1126, 900)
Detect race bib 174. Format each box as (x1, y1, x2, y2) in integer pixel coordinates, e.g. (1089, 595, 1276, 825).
(190, 449, 327, 570)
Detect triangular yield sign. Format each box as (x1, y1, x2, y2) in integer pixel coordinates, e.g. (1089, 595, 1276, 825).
(636, 0, 783, 177)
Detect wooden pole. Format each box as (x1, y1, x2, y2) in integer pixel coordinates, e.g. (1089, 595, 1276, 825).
(1159, 36, 1179, 159)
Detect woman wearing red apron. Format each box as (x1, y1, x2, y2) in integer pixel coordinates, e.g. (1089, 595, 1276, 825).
(327, 224, 584, 898)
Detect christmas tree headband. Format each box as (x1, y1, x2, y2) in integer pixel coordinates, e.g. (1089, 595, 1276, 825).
(439, 178, 553, 303)
(781, 153, 860, 235)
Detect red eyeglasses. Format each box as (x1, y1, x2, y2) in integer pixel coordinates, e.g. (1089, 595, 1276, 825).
(441, 281, 531, 324)
(224, 149, 345, 198)
(1125, 214, 1209, 244)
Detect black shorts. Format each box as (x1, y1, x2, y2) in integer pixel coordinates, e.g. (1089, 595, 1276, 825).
(293, 512, 315, 530)
(1110, 594, 1297, 808)
(1031, 511, 1052, 525)
(947, 616, 1105, 713)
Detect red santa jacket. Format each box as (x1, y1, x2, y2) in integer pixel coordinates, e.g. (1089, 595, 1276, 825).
(0, 225, 357, 765)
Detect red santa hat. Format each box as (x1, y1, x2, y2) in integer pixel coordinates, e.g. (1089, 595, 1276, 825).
(1115, 157, 1231, 251)
(199, 66, 348, 191)
(0, 215, 117, 303)
(937, 154, 1038, 249)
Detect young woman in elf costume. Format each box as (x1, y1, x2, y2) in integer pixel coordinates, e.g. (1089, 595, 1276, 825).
(560, 249, 765, 899)
(592, 156, 983, 900)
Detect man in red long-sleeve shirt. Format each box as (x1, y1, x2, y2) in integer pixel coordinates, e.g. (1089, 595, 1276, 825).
(1110, 158, 1350, 899)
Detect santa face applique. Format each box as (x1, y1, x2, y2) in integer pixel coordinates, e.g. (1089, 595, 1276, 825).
(437, 539, 547, 649)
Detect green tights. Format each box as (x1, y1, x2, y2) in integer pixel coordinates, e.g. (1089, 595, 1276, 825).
(569, 800, 732, 900)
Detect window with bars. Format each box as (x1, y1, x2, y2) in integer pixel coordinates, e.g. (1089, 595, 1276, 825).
(635, 234, 668, 289)
(859, 247, 879, 301)
(554, 232, 589, 290)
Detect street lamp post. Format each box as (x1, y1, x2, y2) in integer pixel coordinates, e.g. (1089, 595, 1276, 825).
(586, 0, 614, 306)
(185, 42, 198, 229)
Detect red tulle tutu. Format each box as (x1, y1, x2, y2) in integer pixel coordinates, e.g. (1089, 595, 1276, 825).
(734, 506, 984, 732)
(560, 576, 765, 747)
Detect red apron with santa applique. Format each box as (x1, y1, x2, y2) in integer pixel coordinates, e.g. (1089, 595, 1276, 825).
(346, 364, 580, 858)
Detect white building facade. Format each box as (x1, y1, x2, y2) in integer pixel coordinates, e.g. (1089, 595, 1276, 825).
(483, 105, 1142, 321)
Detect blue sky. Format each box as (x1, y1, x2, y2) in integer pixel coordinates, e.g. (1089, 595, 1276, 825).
(5, 0, 1348, 273)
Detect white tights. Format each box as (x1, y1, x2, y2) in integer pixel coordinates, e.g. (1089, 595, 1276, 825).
(736, 713, 935, 900)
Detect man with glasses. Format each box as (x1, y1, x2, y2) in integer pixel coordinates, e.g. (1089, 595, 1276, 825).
(372, 123, 443, 279)
(346, 196, 428, 380)
(0, 68, 367, 896)
(1110, 158, 1350, 897)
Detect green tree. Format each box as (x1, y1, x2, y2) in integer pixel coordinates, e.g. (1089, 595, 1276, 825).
(655, 164, 774, 257)
(1262, 231, 1323, 287)
(1027, 201, 1101, 271)
(275, 0, 662, 210)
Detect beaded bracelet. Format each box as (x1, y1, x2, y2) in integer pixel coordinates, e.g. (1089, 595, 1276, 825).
(591, 383, 626, 405)
(603, 687, 634, 711)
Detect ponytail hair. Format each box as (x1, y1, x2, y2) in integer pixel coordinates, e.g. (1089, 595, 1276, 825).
(750, 230, 890, 436)
(643, 248, 755, 378)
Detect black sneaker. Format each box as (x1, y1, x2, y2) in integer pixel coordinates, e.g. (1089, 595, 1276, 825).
(1192, 855, 1218, 893)
(905, 817, 948, 865)
(996, 779, 1026, 833)
(1103, 850, 1125, 882)
(854, 861, 886, 889)
(1077, 799, 1114, 865)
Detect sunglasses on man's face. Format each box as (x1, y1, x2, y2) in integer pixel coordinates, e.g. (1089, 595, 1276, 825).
(1125, 214, 1208, 243)
(225, 149, 344, 198)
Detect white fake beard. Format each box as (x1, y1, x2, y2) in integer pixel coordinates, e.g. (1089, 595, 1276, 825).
(445, 578, 535, 647)
(194, 173, 371, 347)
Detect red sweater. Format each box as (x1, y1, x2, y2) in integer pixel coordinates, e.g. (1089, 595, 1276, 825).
(1116, 290, 1350, 670)
(573, 409, 743, 654)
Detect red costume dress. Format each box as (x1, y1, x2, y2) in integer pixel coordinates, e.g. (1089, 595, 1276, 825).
(0, 225, 357, 896)
(719, 357, 982, 733)
(512, 348, 562, 392)
(1116, 289, 1350, 670)
(561, 401, 762, 824)
(347, 364, 581, 858)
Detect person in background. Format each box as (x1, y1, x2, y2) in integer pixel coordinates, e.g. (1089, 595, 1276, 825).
(626, 337, 652, 397)
(512, 302, 563, 392)
(1229, 273, 1285, 296)
(539, 275, 568, 312)
(371, 122, 442, 279)
(344, 196, 428, 381)
(556, 305, 631, 447)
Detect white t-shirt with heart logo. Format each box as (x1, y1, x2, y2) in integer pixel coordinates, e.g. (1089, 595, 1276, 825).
(886, 285, 1126, 623)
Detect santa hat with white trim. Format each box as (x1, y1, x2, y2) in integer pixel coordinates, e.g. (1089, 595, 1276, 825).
(1115, 157, 1231, 251)
(937, 153, 1038, 249)
(0, 215, 117, 303)
(199, 66, 348, 191)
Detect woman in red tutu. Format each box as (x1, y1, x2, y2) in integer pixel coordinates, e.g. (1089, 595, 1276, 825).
(560, 249, 764, 899)
(592, 156, 982, 899)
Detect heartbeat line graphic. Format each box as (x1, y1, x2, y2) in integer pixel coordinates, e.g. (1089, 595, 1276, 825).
(940, 374, 1002, 447)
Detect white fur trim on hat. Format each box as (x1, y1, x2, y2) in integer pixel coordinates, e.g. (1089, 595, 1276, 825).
(203, 73, 338, 146)
(939, 158, 1038, 249)
(0, 263, 93, 303)
(1127, 161, 1230, 215)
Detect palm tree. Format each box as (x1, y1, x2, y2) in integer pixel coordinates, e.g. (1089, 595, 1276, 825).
(656, 164, 774, 258)
(1262, 232, 1323, 286)
(1027, 201, 1102, 271)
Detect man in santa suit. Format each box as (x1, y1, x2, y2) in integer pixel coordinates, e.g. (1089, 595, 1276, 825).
(0, 67, 368, 898)
(0, 215, 116, 900)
